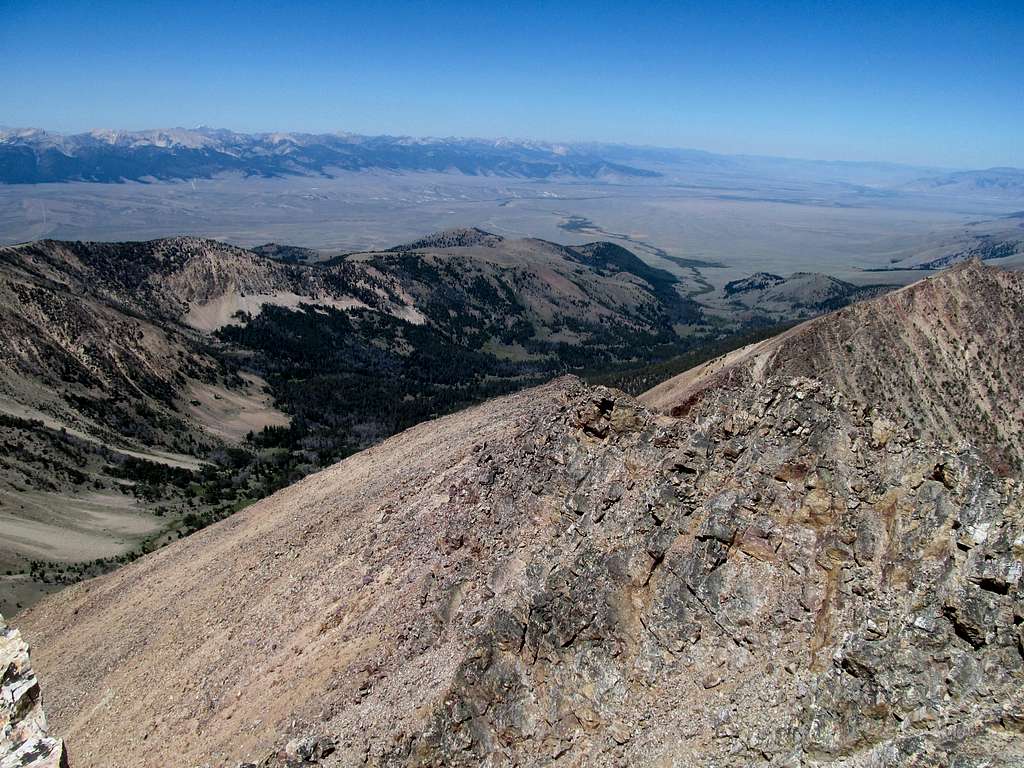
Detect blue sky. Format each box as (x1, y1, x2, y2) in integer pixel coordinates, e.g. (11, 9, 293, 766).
(2, 0, 1022, 167)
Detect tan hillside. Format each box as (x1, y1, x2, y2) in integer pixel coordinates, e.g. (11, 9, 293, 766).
(0, 238, 298, 450)
(642, 259, 1024, 474)
(16, 373, 1024, 766)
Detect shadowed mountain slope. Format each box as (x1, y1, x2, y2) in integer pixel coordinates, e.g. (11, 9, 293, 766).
(0, 232, 699, 451)
(710, 270, 898, 324)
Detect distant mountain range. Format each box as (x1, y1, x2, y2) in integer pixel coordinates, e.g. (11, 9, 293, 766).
(0, 127, 660, 183)
(900, 167, 1024, 199)
(2, 127, 1022, 195)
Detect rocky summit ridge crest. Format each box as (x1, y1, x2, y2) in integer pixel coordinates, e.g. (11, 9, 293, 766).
(11, 369, 1024, 767)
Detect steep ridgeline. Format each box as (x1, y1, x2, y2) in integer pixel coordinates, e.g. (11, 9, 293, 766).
(644, 259, 1024, 474)
(15, 371, 1024, 766)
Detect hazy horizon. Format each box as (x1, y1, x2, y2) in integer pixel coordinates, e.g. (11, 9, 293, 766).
(4, 123, 1019, 173)
(3, 0, 1022, 168)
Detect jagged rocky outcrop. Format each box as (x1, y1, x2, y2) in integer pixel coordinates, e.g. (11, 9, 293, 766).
(0, 615, 67, 768)
(16, 374, 1024, 766)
